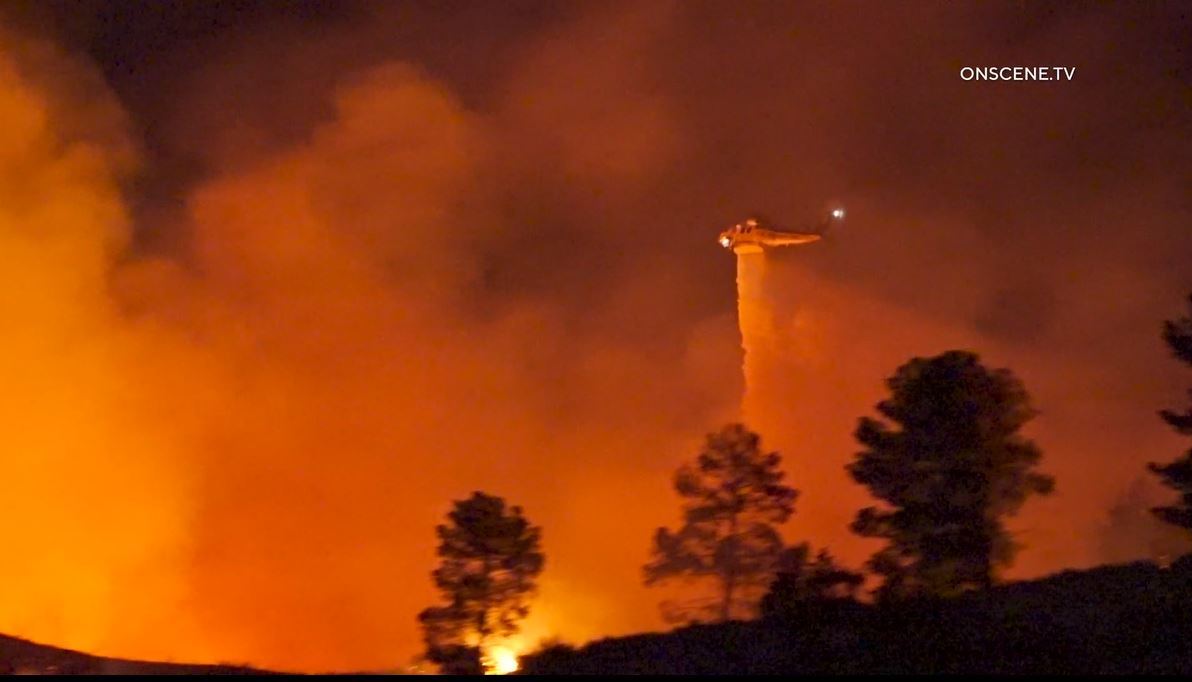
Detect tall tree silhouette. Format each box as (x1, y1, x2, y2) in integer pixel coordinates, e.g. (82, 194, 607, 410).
(1149, 294, 1192, 532)
(847, 350, 1054, 599)
(645, 423, 798, 622)
(418, 491, 544, 674)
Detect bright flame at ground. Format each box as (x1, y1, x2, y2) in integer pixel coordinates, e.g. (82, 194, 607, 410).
(484, 645, 520, 675)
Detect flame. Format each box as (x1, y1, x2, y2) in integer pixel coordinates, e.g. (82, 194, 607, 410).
(484, 645, 520, 675)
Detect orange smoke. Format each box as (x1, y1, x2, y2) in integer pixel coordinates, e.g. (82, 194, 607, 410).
(0, 29, 203, 659)
(0, 1, 1186, 674)
(0, 17, 732, 671)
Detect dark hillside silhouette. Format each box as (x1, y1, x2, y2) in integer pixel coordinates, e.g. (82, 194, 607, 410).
(0, 633, 274, 675)
(522, 558, 1192, 675)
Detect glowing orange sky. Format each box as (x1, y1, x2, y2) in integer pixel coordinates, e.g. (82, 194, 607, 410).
(0, 1, 1187, 672)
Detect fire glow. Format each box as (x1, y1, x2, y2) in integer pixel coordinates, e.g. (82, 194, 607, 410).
(0, 1, 1185, 674)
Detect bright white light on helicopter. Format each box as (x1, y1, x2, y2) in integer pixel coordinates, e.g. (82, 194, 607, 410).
(831, 208, 845, 219)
